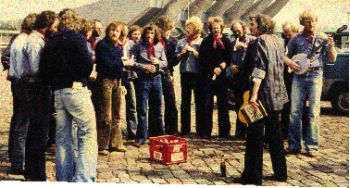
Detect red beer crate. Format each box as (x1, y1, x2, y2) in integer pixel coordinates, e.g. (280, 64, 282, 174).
(149, 135, 188, 165)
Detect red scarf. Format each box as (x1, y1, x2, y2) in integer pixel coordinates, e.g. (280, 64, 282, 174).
(186, 35, 199, 46)
(160, 38, 167, 49)
(147, 43, 155, 59)
(213, 34, 225, 49)
(304, 32, 315, 43)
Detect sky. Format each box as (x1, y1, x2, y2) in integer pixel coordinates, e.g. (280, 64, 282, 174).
(0, 0, 99, 21)
(0, 0, 348, 32)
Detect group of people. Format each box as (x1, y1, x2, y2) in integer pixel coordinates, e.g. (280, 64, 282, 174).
(1, 8, 337, 185)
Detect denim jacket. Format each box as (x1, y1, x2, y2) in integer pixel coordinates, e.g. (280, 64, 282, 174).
(130, 41, 168, 78)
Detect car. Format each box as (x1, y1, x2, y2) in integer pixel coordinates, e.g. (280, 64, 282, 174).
(322, 50, 348, 115)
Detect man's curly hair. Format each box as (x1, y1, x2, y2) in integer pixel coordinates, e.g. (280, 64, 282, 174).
(34, 11, 58, 30)
(58, 9, 82, 31)
(185, 16, 203, 35)
(207, 16, 225, 33)
(141, 24, 160, 44)
(249, 14, 275, 34)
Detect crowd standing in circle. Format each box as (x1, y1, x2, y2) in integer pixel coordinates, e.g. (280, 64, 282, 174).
(1, 8, 337, 184)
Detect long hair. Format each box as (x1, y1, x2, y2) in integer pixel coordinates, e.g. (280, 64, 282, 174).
(34, 11, 57, 30)
(104, 21, 123, 41)
(58, 9, 82, 31)
(249, 14, 275, 34)
(141, 24, 160, 44)
(21, 13, 37, 33)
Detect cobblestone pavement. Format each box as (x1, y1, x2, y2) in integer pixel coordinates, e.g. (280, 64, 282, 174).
(0, 71, 348, 186)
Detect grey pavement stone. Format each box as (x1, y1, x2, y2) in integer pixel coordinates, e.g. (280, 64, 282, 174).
(0, 73, 348, 186)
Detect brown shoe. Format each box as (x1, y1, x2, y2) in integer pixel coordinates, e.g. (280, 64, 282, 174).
(111, 145, 127, 152)
(98, 149, 109, 156)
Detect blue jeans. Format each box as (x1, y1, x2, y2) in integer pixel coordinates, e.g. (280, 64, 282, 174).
(288, 70, 323, 152)
(54, 86, 97, 182)
(135, 75, 164, 143)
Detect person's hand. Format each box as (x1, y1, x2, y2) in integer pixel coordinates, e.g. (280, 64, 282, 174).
(123, 58, 135, 67)
(151, 57, 159, 65)
(144, 64, 157, 73)
(235, 41, 244, 49)
(327, 36, 335, 48)
(187, 45, 195, 53)
(231, 64, 239, 74)
(89, 70, 97, 81)
(180, 44, 189, 54)
(288, 60, 301, 72)
(213, 67, 222, 76)
(249, 94, 259, 108)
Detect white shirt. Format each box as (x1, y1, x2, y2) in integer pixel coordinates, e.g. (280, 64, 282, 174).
(24, 30, 46, 76)
(9, 33, 30, 79)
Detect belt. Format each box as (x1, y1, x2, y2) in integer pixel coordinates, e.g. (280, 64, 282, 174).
(307, 66, 322, 72)
(53, 81, 87, 91)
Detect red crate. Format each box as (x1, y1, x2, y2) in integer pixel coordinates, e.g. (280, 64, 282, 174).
(149, 135, 188, 165)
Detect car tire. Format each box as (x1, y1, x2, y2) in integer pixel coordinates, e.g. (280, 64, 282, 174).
(331, 89, 349, 115)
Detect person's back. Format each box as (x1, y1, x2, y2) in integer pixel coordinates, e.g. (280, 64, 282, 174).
(40, 29, 93, 90)
(40, 9, 97, 182)
(9, 33, 30, 79)
(256, 34, 288, 111)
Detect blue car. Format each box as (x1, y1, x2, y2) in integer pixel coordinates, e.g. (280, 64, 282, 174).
(322, 47, 349, 115)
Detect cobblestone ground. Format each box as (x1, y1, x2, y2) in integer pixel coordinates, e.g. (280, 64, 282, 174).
(0, 71, 348, 186)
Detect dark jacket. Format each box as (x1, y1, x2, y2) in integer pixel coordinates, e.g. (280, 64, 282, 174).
(238, 38, 258, 91)
(39, 29, 93, 90)
(95, 38, 124, 79)
(198, 34, 232, 79)
(162, 36, 178, 74)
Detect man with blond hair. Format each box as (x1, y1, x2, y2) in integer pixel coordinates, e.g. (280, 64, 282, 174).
(282, 21, 299, 47)
(285, 10, 337, 157)
(199, 16, 232, 139)
(39, 9, 97, 182)
(175, 16, 204, 137)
